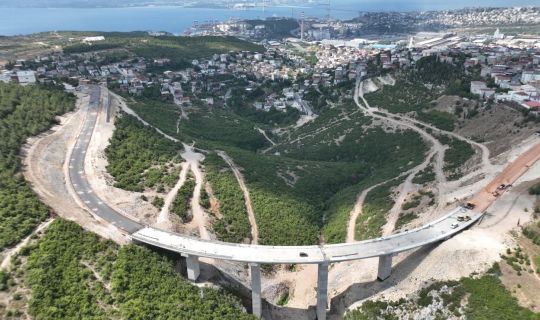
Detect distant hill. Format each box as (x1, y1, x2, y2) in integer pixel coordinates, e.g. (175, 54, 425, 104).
(62, 32, 263, 69)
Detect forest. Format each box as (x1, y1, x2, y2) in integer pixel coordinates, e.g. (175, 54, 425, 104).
(7, 219, 254, 319)
(0, 82, 75, 250)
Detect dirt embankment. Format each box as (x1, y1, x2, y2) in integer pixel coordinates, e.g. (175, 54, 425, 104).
(457, 104, 537, 157)
(22, 89, 128, 244)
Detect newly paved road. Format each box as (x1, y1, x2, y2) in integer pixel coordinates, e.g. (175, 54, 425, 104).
(69, 85, 538, 265)
(68, 86, 142, 233)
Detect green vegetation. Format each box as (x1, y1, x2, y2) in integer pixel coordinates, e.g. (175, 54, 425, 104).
(395, 212, 419, 229)
(346, 271, 540, 320)
(401, 195, 422, 210)
(501, 247, 531, 274)
(276, 291, 290, 306)
(129, 100, 268, 151)
(355, 178, 403, 241)
(0, 270, 9, 291)
(118, 82, 428, 246)
(171, 175, 196, 222)
(64, 33, 263, 72)
(228, 87, 301, 127)
(365, 79, 432, 114)
(442, 137, 476, 180)
(246, 19, 299, 38)
(523, 224, 540, 246)
(0, 82, 74, 250)
(417, 110, 457, 131)
(105, 114, 182, 192)
(19, 219, 254, 319)
(322, 184, 367, 243)
(151, 196, 165, 209)
(204, 153, 251, 243)
(529, 183, 540, 195)
(412, 163, 436, 185)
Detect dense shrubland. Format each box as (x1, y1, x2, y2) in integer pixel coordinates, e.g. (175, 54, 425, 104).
(14, 219, 254, 319)
(129, 100, 268, 151)
(355, 178, 403, 240)
(345, 266, 540, 320)
(0, 82, 74, 250)
(171, 174, 196, 222)
(204, 153, 251, 243)
(105, 114, 182, 192)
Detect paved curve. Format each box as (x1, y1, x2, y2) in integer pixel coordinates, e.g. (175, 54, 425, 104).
(69, 85, 537, 265)
(68, 86, 142, 233)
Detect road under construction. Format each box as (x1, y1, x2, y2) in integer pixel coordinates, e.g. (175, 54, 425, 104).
(68, 86, 540, 320)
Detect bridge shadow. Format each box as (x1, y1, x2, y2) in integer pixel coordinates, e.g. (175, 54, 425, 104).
(143, 241, 438, 320)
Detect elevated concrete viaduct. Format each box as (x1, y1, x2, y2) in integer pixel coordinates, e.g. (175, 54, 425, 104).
(69, 86, 540, 320)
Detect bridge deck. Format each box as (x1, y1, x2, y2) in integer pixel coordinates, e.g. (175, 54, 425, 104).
(132, 207, 482, 264)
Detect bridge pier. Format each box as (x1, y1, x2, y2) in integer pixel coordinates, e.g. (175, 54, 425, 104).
(182, 254, 200, 281)
(377, 254, 392, 281)
(317, 262, 329, 320)
(249, 263, 262, 318)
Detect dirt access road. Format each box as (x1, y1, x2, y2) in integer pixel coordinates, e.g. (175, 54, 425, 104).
(471, 140, 540, 212)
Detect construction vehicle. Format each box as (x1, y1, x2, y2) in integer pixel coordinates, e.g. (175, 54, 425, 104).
(465, 202, 476, 210)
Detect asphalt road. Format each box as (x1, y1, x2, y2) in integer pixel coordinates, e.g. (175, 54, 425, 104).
(68, 86, 142, 233)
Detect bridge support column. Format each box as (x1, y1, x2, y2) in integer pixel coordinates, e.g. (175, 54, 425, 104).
(249, 263, 262, 318)
(377, 254, 392, 281)
(317, 262, 329, 320)
(182, 254, 200, 281)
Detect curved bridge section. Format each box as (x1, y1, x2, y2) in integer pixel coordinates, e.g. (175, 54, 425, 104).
(71, 86, 540, 320)
(132, 207, 482, 264)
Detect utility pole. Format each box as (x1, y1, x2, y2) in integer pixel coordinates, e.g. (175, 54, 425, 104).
(301, 11, 305, 41)
(326, 0, 331, 21)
